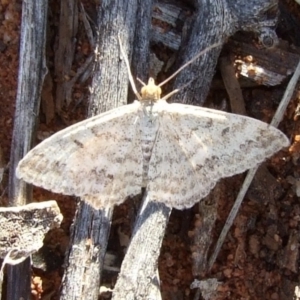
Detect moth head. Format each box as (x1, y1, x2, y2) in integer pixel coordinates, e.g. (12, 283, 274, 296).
(141, 78, 162, 102)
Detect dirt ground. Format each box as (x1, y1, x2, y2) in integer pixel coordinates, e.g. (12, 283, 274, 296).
(1, 0, 300, 299)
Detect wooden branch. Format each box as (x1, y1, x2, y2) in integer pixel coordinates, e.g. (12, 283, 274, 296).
(88, 0, 139, 115)
(128, 0, 153, 101)
(191, 185, 220, 276)
(277, 229, 299, 272)
(0, 201, 61, 300)
(60, 203, 113, 300)
(54, 0, 78, 114)
(60, 1, 140, 299)
(0, 201, 62, 260)
(151, 2, 300, 90)
(0, 145, 4, 188)
(170, 0, 228, 106)
(225, 37, 300, 86)
(219, 55, 247, 115)
(113, 194, 170, 299)
(150, 0, 283, 105)
(6, 1, 48, 299)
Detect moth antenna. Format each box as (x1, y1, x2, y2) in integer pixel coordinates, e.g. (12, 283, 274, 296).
(158, 42, 222, 87)
(161, 78, 194, 101)
(161, 89, 180, 101)
(137, 77, 146, 86)
(118, 34, 142, 101)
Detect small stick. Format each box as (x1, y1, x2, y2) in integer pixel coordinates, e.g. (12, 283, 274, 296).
(219, 55, 246, 115)
(208, 58, 300, 270)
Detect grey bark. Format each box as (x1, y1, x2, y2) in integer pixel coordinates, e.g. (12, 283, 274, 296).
(60, 203, 113, 300)
(219, 55, 247, 115)
(0, 201, 62, 260)
(113, 193, 169, 300)
(128, 0, 153, 102)
(60, 1, 139, 299)
(224, 37, 300, 86)
(6, 0, 48, 299)
(54, 0, 78, 113)
(171, 0, 277, 105)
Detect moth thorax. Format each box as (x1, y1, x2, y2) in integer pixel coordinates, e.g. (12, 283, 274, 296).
(141, 78, 162, 101)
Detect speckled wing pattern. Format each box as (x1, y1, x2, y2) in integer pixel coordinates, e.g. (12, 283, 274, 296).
(17, 100, 289, 210)
(147, 103, 289, 209)
(16, 101, 143, 208)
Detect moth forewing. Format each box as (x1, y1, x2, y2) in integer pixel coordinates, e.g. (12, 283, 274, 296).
(16, 43, 289, 209)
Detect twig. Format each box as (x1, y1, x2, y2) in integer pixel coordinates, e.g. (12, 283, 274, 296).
(219, 55, 246, 115)
(7, 0, 48, 298)
(65, 54, 94, 106)
(112, 192, 169, 299)
(79, 2, 95, 48)
(54, 0, 78, 113)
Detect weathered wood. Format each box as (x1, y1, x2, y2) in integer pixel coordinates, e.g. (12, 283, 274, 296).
(247, 165, 285, 204)
(225, 37, 300, 86)
(0, 145, 4, 187)
(54, 0, 78, 114)
(277, 229, 299, 273)
(112, 194, 169, 299)
(219, 55, 247, 115)
(8, 1, 48, 206)
(88, 2, 138, 115)
(191, 185, 220, 276)
(0, 201, 62, 260)
(60, 203, 113, 300)
(151, 0, 188, 51)
(128, 0, 153, 101)
(171, 0, 229, 105)
(151, 1, 300, 89)
(6, 0, 48, 299)
(60, 1, 139, 299)
(150, 0, 280, 105)
(0, 201, 61, 300)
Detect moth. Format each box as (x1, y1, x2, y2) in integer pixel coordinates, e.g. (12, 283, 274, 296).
(16, 43, 289, 209)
